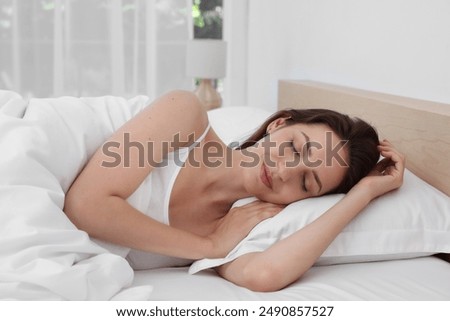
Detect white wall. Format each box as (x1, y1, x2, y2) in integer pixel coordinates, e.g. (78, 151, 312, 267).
(245, 0, 450, 111)
(223, 0, 249, 106)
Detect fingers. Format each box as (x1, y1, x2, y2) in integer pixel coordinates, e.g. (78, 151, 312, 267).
(230, 201, 284, 230)
(377, 140, 406, 170)
(239, 200, 284, 212)
(375, 140, 406, 189)
(255, 203, 284, 220)
(211, 201, 284, 258)
(374, 157, 394, 173)
(244, 202, 284, 219)
(356, 140, 406, 199)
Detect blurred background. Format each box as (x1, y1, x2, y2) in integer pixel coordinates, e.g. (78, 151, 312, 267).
(0, 0, 219, 101)
(1, 0, 449, 111)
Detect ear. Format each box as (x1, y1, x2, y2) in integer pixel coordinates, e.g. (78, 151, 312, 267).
(266, 117, 289, 134)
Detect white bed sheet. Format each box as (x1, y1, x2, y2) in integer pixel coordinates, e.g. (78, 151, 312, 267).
(1, 89, 448, 301)
(0, 90, 153, 300)
(132, 256, 450, 300)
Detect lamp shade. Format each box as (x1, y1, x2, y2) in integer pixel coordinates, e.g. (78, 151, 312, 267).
(186, 40, 227, 79)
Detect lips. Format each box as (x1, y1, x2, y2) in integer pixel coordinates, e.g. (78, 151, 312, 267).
(260, 162, 273, 189)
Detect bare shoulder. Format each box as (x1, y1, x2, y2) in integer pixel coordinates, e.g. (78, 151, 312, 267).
(129, 90, 209, 146)
(65, 90, 209, 203)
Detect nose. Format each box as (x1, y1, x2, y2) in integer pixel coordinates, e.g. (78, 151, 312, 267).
(277, 159, 299, 183)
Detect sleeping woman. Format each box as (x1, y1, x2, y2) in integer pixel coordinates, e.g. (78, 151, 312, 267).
(64, 90, 405, 292)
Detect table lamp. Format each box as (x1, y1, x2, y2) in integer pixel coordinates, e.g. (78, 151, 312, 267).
(186, 39, 227, 110)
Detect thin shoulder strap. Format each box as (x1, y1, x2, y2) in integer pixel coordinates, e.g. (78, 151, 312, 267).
(190, 123, 211, 148)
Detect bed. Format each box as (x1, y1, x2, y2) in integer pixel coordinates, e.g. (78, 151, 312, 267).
(0, 80, 449, 301)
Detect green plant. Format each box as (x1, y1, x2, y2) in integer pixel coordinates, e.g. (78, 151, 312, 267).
(192, 0, 222, 39)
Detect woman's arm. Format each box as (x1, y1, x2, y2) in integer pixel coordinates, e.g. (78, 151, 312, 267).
(64, 90, 280, 260)
(216, 140, 405, 291)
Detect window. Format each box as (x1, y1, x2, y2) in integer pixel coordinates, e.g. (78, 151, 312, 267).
(192, 0, 222, 39)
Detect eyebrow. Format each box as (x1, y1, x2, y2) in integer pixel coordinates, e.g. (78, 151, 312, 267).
(301, 131, 322, 194)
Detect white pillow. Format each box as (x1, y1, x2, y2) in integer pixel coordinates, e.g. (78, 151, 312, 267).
(190, 108, 450, 273)
(207, 106, 271, 145)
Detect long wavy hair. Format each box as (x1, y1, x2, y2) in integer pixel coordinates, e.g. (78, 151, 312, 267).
(238, 108, 380, 194)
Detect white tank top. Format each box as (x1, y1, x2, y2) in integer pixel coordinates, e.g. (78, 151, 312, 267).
(123, 123, 211, 269)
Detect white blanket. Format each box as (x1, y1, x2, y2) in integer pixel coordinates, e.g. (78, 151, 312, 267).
(0, 90, 152, 300)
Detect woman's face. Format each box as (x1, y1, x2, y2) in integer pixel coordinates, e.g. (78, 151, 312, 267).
(243, 119, 349, 204)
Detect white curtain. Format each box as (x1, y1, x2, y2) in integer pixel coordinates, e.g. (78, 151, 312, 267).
(222, 0, 248, 107)
(0, 0, 193, 100)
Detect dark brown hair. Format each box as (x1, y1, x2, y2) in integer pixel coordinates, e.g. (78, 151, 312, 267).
(238, 108, 380, 194)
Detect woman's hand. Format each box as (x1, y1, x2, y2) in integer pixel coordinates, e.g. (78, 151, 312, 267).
(353, 140, 406, 200)
(206, 200, 284, 258)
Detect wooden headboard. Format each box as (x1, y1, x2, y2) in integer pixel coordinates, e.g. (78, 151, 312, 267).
(278, 80, 450, 196)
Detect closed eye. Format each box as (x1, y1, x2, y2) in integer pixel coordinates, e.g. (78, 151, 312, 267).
(302, 173, 308, 193)
(292, 141, 308, 192)
(291, 141, 299, 154)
